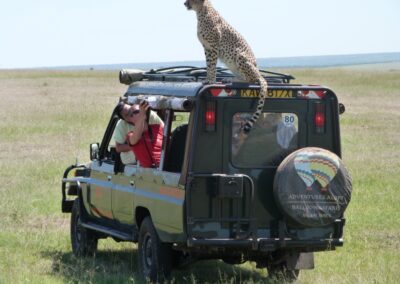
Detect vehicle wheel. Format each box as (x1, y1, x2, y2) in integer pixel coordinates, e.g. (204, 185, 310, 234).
(70, 198, 98, 257)
(274, 147, 352, 227)
(267, 263, 299, 282)
(138, 216, 173, 282)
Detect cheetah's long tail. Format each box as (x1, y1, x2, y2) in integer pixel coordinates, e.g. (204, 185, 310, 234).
(243, 76, 268, 133)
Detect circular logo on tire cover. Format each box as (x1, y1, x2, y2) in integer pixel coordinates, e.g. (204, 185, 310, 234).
(274, 147, 352, 227)
(294, 150, 340, 191)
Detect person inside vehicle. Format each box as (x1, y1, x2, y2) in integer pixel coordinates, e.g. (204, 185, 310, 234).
(113, 112, 136, 165)
(115, 100, 164, 168)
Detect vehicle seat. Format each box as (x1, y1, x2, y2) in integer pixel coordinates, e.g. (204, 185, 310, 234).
(165, 124, 188, 172)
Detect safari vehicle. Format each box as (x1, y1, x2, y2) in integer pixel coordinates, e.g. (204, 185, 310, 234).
(61, 66, 352, 282)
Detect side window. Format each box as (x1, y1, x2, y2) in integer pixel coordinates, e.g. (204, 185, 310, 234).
(102, 119, 122, 167)
(164, 111, 190, 172)
(232, 112, 298, 168)
(171, 112, 190, 132)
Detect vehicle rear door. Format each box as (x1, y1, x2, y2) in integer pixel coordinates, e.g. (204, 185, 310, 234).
(111, 165, 136, 225)
(186, 86, 309, 240)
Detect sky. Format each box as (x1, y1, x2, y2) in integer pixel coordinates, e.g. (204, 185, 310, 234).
(0, 0, 399, 69)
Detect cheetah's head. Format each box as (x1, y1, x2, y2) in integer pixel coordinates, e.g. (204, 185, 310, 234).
(184, 0, 206, 12)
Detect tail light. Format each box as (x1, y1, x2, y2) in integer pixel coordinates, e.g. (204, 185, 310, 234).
(205, 100, 216, 132)
(314, 102, 326, 134)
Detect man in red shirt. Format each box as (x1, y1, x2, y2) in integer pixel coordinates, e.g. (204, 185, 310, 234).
(116, 101, 164, 168)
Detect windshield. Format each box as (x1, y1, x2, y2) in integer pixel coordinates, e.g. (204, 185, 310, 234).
(232, 112, 298, 168)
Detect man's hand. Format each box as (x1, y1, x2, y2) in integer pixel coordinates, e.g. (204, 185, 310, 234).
(126, 101, 149, 146)
(136, 100, 149, 122)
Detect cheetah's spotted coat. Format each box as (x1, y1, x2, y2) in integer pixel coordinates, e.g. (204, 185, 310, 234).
(185, 0, 268, 133)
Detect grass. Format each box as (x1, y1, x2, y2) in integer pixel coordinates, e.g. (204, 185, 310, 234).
(0, 64, 399, 283)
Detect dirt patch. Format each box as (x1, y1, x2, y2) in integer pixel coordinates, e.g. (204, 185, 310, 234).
(2, 214, 69, 233)
(364, 230, 400, 250)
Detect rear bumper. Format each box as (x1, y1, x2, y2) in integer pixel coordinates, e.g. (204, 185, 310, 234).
(187, 237, 343, 252)
(187, 218, 345, 252)
(187, 219, 345, 252)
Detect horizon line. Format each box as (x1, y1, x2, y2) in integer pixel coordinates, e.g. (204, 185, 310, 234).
(1, 51, 399, 70)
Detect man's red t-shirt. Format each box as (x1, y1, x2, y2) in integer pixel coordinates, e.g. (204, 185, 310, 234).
(127, 124, 163, 168)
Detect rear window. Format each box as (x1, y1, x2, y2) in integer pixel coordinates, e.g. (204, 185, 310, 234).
(232, 112, 298, 167)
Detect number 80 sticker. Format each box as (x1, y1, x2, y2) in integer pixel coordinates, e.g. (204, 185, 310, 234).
(283, 114, 296, 127)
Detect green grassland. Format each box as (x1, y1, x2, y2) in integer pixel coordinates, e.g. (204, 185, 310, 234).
(0, 64, 399, 283)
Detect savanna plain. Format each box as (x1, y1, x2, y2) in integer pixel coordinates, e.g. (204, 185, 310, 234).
(0, 63, 399, 283)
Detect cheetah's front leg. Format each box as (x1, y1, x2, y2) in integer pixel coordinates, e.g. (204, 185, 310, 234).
(205, 48, 218, 83)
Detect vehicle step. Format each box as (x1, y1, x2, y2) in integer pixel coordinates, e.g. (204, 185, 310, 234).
(82, 222, 135, 241)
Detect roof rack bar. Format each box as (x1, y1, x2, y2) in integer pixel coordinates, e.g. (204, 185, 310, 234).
(120, 66, 295, 85)
(148, 67, 292, 78)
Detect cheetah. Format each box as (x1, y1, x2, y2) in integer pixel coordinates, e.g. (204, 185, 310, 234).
(185, 0, 268, 133)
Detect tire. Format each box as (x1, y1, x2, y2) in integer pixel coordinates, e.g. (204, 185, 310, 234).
(273, 147, 352, 227)
(138, 216, 173, 283)
(70, 198, 98, 257)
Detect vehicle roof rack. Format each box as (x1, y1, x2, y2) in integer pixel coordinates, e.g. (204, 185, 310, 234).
(119, 66, 294, 85)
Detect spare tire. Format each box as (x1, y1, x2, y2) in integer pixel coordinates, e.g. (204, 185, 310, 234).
(273, 147, 352, 227)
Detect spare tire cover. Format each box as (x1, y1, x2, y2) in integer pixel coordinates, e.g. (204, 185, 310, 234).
(273, 147, 352, 227)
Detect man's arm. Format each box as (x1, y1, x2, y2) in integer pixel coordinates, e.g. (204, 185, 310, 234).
(115, 142, 131, 153)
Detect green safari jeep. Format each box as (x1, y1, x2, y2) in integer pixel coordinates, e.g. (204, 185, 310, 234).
(61, 66, 352, 282)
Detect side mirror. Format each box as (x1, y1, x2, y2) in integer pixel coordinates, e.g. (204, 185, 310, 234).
(339, 103, 346, 115)
(90, 143, 100, 160)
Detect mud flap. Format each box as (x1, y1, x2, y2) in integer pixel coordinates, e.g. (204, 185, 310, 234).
(287, 252, 314, 270)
